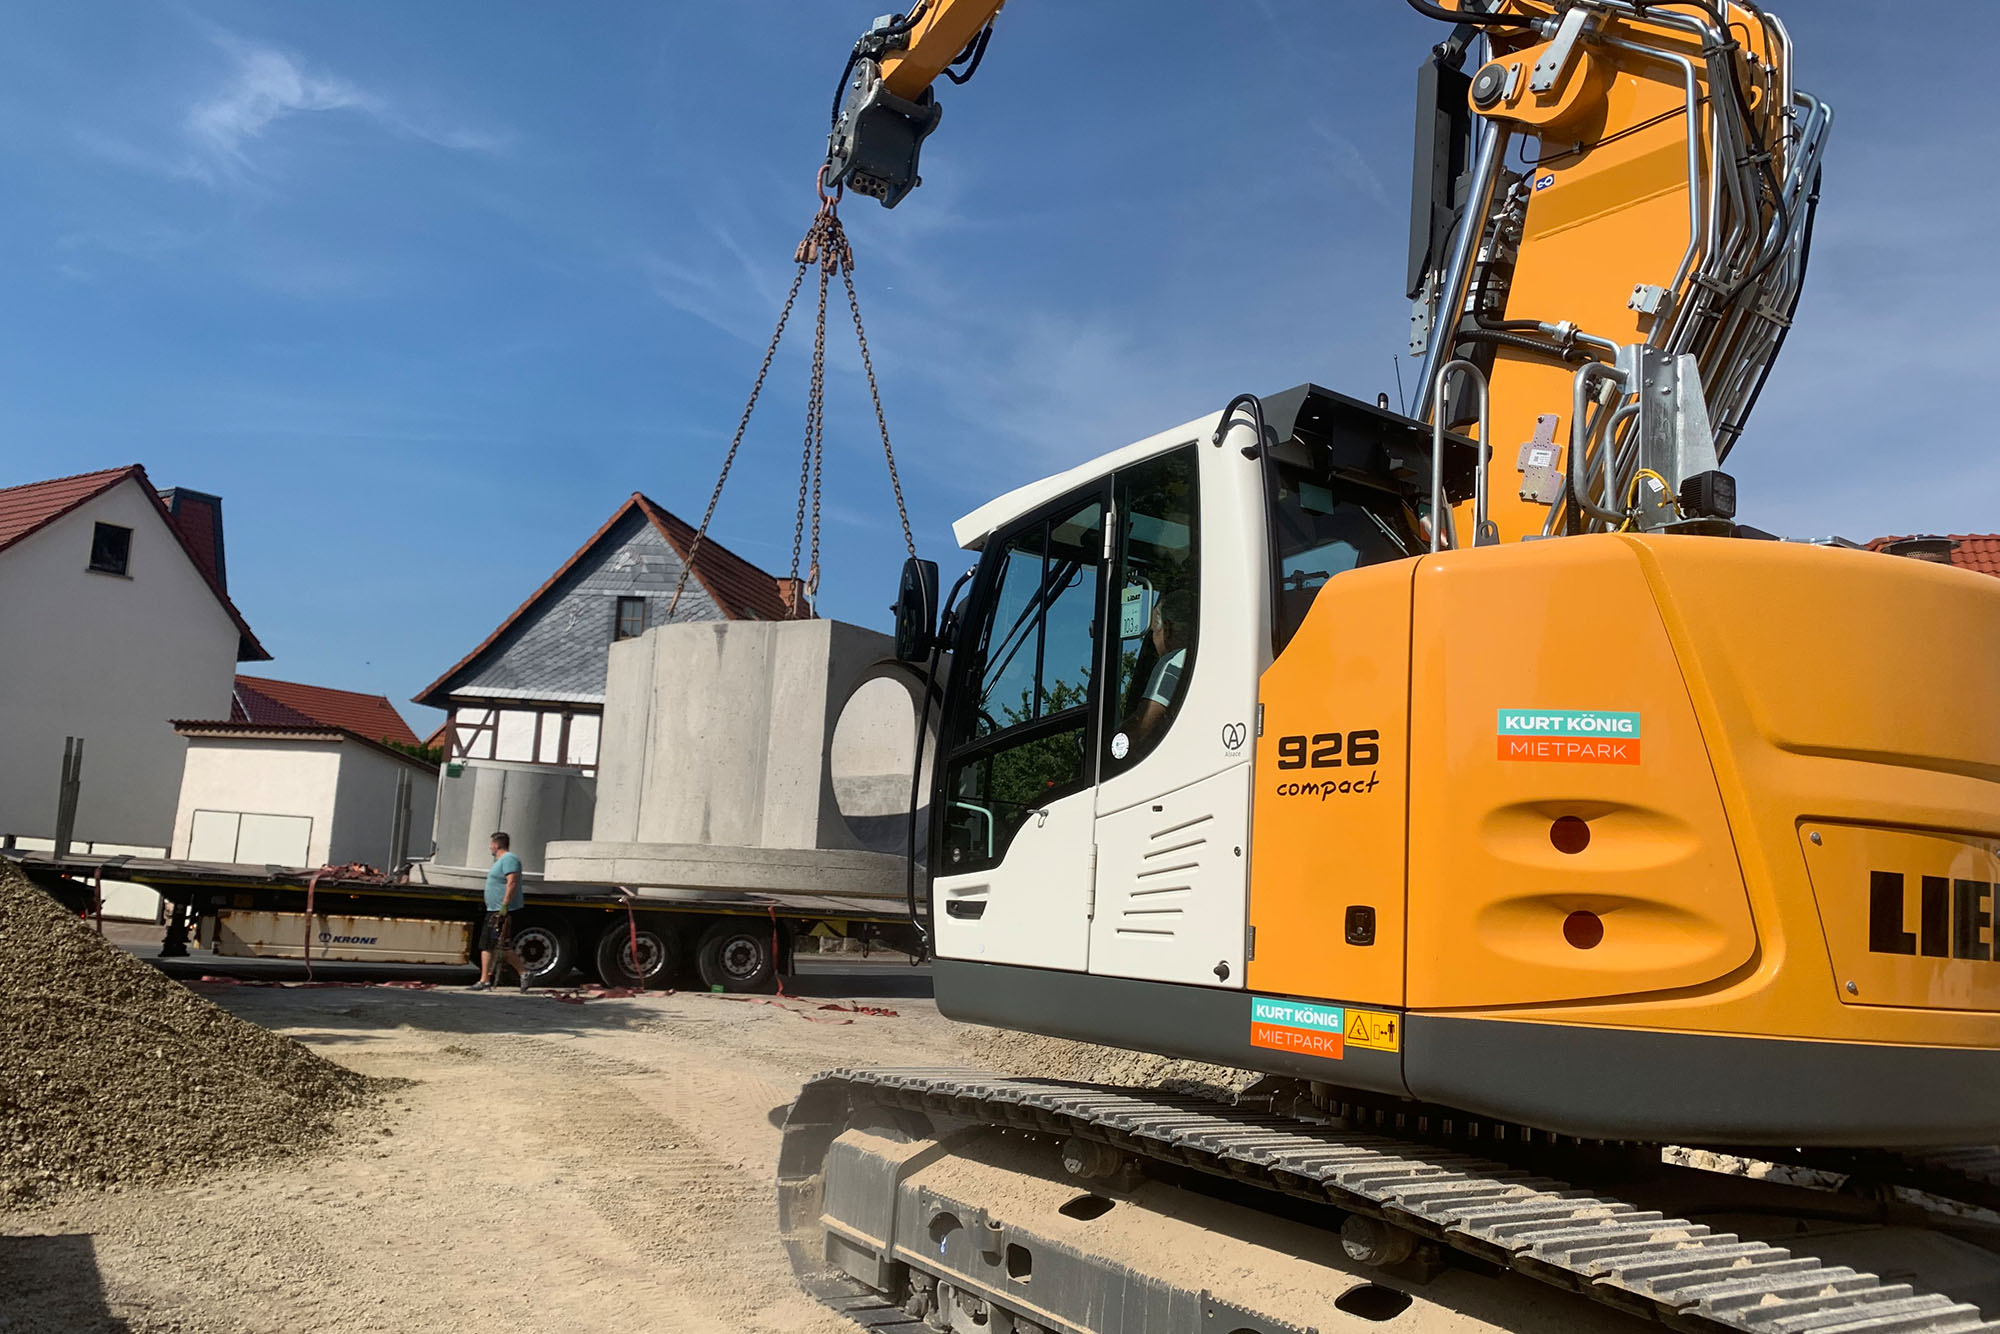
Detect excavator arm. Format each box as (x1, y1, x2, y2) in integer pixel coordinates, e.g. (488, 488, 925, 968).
(822, 0, 1007, 206)
(821, 0, 1827, 544)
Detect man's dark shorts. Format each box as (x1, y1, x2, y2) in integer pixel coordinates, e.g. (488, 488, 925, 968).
(478, 911, 512, 952)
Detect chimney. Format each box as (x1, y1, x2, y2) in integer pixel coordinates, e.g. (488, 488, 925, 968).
(776, 576, 814, 618)
(157, 488, 228, 590)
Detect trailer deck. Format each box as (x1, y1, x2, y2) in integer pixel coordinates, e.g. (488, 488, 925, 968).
(11, 851, 921, 992)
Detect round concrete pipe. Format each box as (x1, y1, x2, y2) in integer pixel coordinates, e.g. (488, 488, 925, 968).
(427, 758, 595, 883)
(828, 660, 938, 856)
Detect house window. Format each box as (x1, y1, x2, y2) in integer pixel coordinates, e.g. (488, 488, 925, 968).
(614, 596, 646, 641)
(89, 523, 132, 576)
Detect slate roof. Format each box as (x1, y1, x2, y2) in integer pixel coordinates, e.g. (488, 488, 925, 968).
(413, 492, 804, 710)
(232, 676, 421, 747)
(1867, 534, 2000, 579)
(633, 494, 802, 621)
(0, 465, 268, 660)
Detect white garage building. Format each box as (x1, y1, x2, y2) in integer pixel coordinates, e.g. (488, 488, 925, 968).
(170, 720, 438, 871)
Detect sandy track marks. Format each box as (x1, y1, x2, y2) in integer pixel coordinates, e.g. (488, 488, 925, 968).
(436, 1020, 843, 1329)
(3, 975, 948, 1334)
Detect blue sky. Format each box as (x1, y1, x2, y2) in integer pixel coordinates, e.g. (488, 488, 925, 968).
(2, 2, 1991, 731)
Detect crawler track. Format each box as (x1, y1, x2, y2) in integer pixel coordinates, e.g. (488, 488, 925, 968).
(1902, 1148, 2000, 1214)
(784, 1069, 2000, 1334)
(1783, 1145, 2000, 1217)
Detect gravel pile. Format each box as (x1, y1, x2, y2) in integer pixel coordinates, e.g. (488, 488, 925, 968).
(0, 858, 371, 1206)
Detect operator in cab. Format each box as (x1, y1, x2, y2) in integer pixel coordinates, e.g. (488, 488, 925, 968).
(1123, 588, 1193, 752)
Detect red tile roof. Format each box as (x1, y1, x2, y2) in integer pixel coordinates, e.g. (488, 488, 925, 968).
(232, 676, 421, 747)
(1867, 534, 2000, 579)
(413, 491, 804, 708)
(0, 464, 130, 551)
(0, 465, 267, 660)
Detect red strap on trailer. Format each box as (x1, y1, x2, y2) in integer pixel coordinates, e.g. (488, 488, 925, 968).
(768, 905, 789, 997)
(625, 891, 645, 993)
(303, 867, 325, 982)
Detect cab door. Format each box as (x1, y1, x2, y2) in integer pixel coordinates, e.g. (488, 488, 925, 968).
(931, 488, 1107, 972)
(1088, 442, 1266, 987)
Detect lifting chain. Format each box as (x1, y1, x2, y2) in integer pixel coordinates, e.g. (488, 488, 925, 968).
(667, 173, 917, 621)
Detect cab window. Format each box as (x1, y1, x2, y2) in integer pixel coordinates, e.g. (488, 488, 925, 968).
(940, 494, 1104, 873)
(1268, 460, 1421, 653)
(1105, 446, 1199, 774)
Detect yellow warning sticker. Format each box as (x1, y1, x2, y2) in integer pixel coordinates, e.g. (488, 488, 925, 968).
(1344, 1008, 1402, 1053)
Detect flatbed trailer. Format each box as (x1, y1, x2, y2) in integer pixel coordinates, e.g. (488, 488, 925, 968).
(10, 852, 922, 993)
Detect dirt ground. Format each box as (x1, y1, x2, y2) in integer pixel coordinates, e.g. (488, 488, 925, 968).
(1, 946, 980, 1334)
(1, 946, 1670, 1334)
(2, 933, 1528, 1334)
(7, 928, 1995, 1334)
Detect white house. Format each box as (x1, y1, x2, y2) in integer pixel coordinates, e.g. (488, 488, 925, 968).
(0, 465, 266, 855)
(171, 721, 438, 871)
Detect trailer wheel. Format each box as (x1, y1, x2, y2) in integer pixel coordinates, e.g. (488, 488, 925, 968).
(509, 916, 576, 987)
(696, 919, 779, 993)
(593, 919, 678, 989)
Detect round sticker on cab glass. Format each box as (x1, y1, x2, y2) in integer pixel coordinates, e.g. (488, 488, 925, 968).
(1110, 733, 1130, 760)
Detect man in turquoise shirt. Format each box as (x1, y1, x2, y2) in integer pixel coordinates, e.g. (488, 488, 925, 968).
(471, 831, 527, 991)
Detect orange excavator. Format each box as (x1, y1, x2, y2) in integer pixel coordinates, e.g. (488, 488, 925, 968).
(776, 5, 2000, 1331)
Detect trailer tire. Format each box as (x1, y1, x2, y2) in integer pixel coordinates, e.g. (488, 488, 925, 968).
(593, 918, 678, 989)
(509, 915, 577, 987)
(695, 919, 779, 993)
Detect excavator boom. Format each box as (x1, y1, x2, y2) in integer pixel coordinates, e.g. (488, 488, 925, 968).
(825, 0, 1828, 545)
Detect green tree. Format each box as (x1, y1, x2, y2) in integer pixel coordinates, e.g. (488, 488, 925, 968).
(989, 678, 1089, 820)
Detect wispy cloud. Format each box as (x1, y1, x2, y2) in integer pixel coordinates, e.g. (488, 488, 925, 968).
(76, 30, 508, 188)
(1306, 117, 1392, 211)
(640, 210, 802, 346)
(185, 37, 375, 175)
(56, 219, 194, 260)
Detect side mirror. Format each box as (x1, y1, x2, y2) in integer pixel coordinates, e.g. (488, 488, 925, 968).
(892, 557, 940, 662)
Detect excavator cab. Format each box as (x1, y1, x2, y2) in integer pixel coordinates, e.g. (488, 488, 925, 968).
(926, 390, 1474, 987)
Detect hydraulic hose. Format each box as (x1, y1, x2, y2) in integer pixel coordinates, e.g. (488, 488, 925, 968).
(1403, 0, 1533, 27)
(1718, 179, 1818, 462)
(1456, 327, 1597, 362)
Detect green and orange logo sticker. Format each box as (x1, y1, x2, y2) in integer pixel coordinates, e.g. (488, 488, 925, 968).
(1497, 709, 1641, 766)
